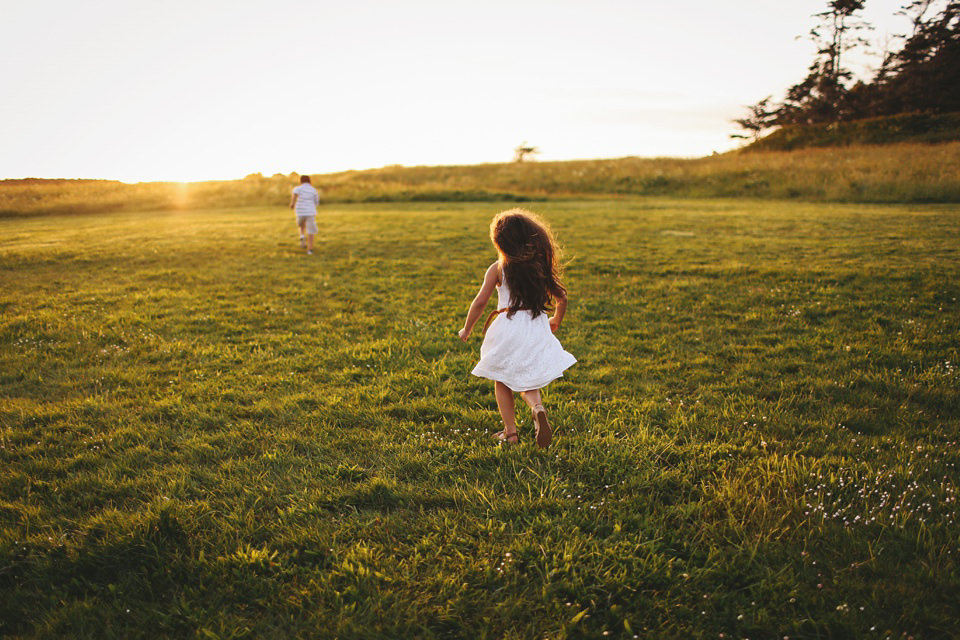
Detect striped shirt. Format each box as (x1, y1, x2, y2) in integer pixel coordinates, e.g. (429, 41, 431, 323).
(292, 184, 319, 216)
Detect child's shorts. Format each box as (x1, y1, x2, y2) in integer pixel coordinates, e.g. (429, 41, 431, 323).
(297, 215, 318, 234)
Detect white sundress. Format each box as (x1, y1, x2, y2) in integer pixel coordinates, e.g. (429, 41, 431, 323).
(471, 278, 577, 392)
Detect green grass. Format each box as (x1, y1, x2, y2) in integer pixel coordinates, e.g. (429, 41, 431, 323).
(1, 199, 959, 638)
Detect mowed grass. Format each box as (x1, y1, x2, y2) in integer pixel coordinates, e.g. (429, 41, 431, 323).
(1, 199, 958, 639)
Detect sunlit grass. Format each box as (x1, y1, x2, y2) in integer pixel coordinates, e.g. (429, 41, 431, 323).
(1, 198, 958, 638)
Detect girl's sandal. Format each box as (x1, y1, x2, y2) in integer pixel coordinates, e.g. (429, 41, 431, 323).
(494, 430, 519, 444)
(533, 405, 552, 449)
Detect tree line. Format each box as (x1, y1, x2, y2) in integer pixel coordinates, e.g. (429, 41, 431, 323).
(734, 0, 960, 141)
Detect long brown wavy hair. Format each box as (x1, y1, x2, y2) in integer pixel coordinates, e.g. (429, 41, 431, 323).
(490, 208, 566, 318)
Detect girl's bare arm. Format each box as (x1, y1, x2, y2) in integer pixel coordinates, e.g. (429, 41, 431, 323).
(549, 294, 567, 332)
(459, 262, 500, 341)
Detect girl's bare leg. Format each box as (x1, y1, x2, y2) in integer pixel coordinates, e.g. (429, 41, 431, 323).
(519, 389, 542, 411)
(494, 381, 518, 441)
(520, 388, 551, 448)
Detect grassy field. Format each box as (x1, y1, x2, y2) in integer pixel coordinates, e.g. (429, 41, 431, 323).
(1, 198, 959, 638)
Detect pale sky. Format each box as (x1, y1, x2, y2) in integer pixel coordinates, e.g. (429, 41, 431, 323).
(0, 0, 913, 182)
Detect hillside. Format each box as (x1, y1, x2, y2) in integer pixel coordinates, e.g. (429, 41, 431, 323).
(745, 112, 960, 152)
(2, 141, 959, 217)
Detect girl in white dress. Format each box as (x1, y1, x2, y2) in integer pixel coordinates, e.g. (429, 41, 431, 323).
(458, 208, 576, 448)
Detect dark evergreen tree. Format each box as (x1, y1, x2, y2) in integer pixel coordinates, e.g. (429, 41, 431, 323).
(784, 0, 872, 124)
(730, 97, 777, 142)
(734, 0, 872, 139)
(878, 0, 960, 114)
(733, 0, 959, 142)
